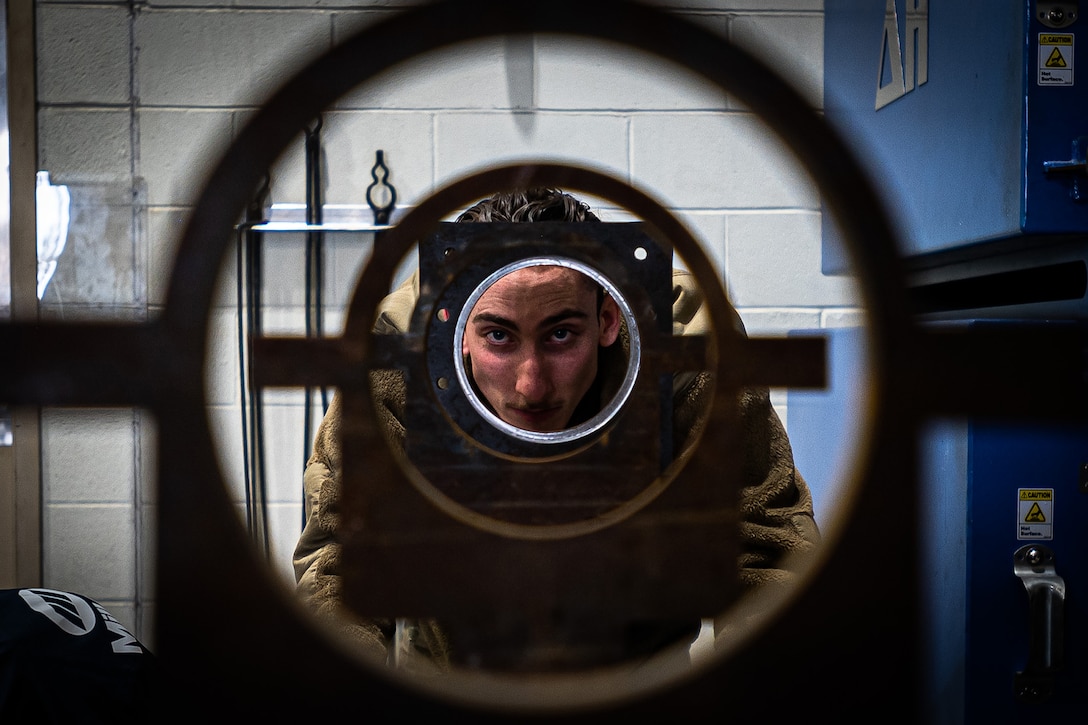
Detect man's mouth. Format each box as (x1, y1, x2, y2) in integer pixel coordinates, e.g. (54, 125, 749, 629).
(506, 405, 563, 431)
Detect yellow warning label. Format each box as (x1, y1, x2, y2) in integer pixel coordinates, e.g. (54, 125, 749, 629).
(1039, 33, 1075, 86)
(1020, 489, 1054, 501)
(1018, 488, 1054, 540)
(1047, 48, 1068, 68)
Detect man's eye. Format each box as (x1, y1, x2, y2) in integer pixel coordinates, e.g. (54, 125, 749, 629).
(551, 329, 571, 341)
(484, 330, 509, 343)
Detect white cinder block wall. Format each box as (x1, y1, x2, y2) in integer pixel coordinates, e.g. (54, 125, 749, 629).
(33, 0, 860, 650)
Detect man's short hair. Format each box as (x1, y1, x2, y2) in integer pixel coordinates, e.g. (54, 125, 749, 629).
(456, 188, 606, 310)
(455, 187, 600, 223)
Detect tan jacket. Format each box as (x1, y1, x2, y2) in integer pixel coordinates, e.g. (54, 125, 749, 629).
(293, 268, 820, 670)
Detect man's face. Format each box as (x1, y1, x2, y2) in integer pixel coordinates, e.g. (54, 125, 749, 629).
(462, 266, 621, 433)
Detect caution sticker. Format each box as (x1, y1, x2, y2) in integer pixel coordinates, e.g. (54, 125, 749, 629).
(1018, 488, 1054, 540)
(1039, 33, 1074, 86)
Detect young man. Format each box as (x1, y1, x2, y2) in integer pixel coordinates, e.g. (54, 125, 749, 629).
(293, 188, 820, 671)
(461, 263, 621, 433)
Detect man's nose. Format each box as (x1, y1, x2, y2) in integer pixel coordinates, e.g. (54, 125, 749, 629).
(514, 352, 551, 403)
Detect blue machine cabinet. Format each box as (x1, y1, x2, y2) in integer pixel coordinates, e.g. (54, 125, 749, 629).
(963, 407, 1088, 723)
(821, 4, 1088, 722)
(823, 0, 1088, 272)
(817, 4, 1088, 721)
(788, 325, 1088, 724)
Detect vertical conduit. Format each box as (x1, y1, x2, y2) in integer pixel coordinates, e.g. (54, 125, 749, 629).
(303, 117, 329, 501)
(239, 174, 270, 558)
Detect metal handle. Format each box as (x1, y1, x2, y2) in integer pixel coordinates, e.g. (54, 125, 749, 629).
(1043, 136, 1088, 173)
(1012, 544, 1066, 702)
(1043, 137, 1088, 201)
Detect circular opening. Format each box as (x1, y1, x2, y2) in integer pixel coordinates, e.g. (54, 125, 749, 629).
(170, 0, 910, 712)
(452, 256, 641, 445)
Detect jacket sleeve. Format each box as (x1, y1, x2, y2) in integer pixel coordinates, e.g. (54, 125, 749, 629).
(291, 271, 452, 670)
(291, 273, 419, 662)
(292, 395, 394, 663)
(293, 271, 420, 600)
(670, 269, 821, 591)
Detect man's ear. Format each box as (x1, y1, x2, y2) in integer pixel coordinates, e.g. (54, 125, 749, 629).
(598, 296, 621, 347)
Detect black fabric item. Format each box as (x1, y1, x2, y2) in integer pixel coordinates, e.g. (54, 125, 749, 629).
(0, 588, 159, 723)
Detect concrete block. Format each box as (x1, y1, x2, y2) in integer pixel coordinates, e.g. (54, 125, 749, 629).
(536, 36, 727, 112)
(731, 13, 823, 110)
(822, 308, 868, 329)
(42, 408, 136, 504)
(656, 1, 822, 10)
(146, 206, 234, 312)
(139, 504, 157, 634)
(326, 232, 375, 311)
(322, 308, 348, 337)
(208, 404, 246, 503)
(437, 112, 629, 187)
(37, 4, 132, 105)
(259, 401, 308, 505)
(260, 376, 308, 412)
(138, 413, 159, 506)
(44, 504, 136, 602)
(631, 112, 819, 210)
(146, 208, 189, 308)
(140, 601, 156, 651)
(738, 307, 822, 336)
(331, 29, 514, 111)
(211, 228, 240, 311)
(284, 0, 412, 7)
(135, 9, 332, 107)
(139, 109, 234, 207)
(266, 501, 304, 589)
(38, 108, 132, 180)
(259, 251, 309, 322)
(206, 308, 241, 407)
(146, 0, 227, 7)
(728, 212, 857, 307)
(673, 211, 728, 280)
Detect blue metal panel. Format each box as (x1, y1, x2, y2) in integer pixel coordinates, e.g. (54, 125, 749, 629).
(786, 326, 868, 534)
(788, 323, 1088, 724)
(965, 409, 1088, 723)
(789, 328, 970, 723)
(823, 1, 1088, 273)
(816, 8, 1088, 722)
(1025, 6, 1088, 235)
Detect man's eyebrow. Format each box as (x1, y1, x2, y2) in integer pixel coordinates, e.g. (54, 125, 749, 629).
(471, 312, 518, 330)
(470, 308, 589, 331)
(541, 308, 589, 327)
